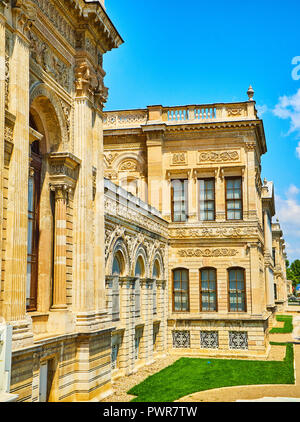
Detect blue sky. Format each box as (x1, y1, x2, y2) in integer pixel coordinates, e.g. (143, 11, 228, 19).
(104, 0, 300, 262)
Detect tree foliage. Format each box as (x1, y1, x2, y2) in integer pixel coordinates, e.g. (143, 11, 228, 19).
(286, 259, 300, 288)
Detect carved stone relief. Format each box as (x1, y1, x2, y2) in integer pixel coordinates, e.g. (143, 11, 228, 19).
(119, 159, 138, 172)
(171, 152, 187, 166)
(173, 227, 257, 239)
(28, 30, 71, 92)
(198, 150, 240, 163)
(178, 248, 239, 257)
(227, 106, 246, 117)
(30, 0, 76, 47)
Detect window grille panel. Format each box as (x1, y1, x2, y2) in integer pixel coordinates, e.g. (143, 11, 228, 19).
(229, 331, 248, 350)
(172, 330, 190, 348)
(200, 331, 219, 349)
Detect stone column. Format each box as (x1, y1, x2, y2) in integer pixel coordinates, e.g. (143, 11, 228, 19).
(73, 65, 95, 325)
(50, 184, 68, 310)
(3, 9, 32, 347)
(92, 109, 107, 316)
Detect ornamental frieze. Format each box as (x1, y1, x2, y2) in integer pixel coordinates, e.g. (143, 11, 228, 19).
(198, 150, 239, 163)
(173, 227, 257, 238)
(177, 248, 239, 257)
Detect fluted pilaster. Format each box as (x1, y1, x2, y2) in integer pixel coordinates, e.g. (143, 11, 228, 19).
(50, 184, 69, 310)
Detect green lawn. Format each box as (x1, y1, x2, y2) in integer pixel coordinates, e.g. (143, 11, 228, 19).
(128, 343, 294, 402)
(270, 315, 293, 334)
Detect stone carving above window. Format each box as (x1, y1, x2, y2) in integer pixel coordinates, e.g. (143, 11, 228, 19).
(200, 331, 219, 349)
(171, 152, 187, 166)
(178, 248, 239, 258)
(119, 160, 138, 172)
(198, 150, 240, 163)
(172, 331, 190, 348)
(229, 331, 248, 350)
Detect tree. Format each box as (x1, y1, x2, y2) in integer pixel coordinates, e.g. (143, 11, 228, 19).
(286, 259, 300, 289)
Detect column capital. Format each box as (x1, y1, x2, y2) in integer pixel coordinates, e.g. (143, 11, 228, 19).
(48, 152, 81, 191)
(50, 183, 71, 198)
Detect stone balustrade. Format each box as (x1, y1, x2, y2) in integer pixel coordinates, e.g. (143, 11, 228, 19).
(103, 101, 258, 129)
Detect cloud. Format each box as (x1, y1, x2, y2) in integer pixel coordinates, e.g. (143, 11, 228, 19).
(275, 184, 300, 261)
(256, 104, 268, 117)
(273, 89, 300, 140)
(286, 184, 300, 196)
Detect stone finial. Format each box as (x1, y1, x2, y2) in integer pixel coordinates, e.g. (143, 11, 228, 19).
(263, 178, 268, 186)
(247, 85, 254, 101)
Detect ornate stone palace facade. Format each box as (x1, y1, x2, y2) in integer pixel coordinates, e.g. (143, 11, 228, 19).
(0, 0, 289, 403)
(103, 99, 289, 359)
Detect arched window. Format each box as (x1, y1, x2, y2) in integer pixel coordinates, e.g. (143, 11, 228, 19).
(200, 268, 217, 312)
(152, 259, 161, 315)
(172, 268, 189, 312)
(112, 254, 122, 276)
(135, 256, 145, 278)
(135, 256, 145, 318)
(228, 268, 246, 312)
(153, 259, 160, 279)
(26, 140, 42, 311)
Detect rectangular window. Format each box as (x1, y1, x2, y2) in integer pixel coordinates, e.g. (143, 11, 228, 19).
(171, 179, 188, 222)
(200, 268, 217, 311)
(226, 177, 242, 220)
(199, 179, 215, 221)
(272, 248, 276, 265)
(173, 269, 189, 312)
(228, 268, 246, 312)
(27, 155, 41, 311)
